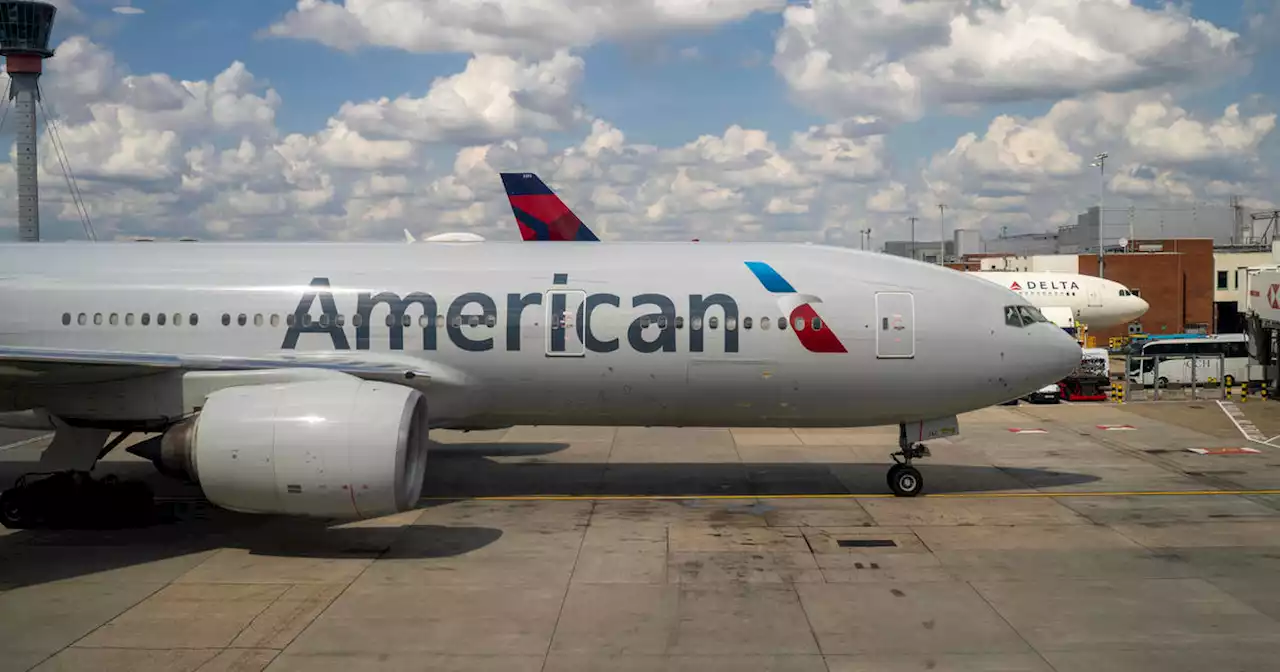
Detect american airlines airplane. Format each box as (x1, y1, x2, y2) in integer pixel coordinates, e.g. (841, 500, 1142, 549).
(0, 240, 1077, 528)
(499, 173, 1149, 330)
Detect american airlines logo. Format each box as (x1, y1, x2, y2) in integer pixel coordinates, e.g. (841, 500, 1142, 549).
(281, 277, 746, 354)
(744, 261, 847, 353)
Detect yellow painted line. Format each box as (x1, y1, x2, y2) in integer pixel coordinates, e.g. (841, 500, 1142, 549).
(415, 489, 1280, 502)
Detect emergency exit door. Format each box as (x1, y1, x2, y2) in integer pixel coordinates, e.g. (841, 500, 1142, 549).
(875, 292, 915, 358)
(545, 289, 586, 356)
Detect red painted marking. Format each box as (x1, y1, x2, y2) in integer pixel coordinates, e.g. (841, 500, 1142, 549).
(1007, 428, 1047, 434)
(1097, 424, 1136, 430)
(789, 304, 847, 353)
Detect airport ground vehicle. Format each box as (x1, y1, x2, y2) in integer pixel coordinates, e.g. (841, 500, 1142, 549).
(1127, 334, 1256, 388)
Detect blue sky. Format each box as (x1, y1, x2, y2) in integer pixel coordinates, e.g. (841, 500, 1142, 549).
(2, 0, 1277, 243)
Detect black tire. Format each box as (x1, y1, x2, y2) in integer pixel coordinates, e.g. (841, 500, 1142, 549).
(1157, 377, 1169, 389)
(889, 466, 924, 497)
(0, 489, 29, 529)
(887, 463, 903, 490)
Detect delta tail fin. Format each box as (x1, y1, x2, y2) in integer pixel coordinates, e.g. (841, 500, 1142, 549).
(499, 172, 600, 241)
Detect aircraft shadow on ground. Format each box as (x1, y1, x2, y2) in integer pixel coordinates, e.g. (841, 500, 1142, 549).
(422, 441, 1102, 498)
(0, 440, 1099, 590)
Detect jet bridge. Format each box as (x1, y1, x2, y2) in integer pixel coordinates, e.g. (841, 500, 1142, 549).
(1242, 267, 1280, 394)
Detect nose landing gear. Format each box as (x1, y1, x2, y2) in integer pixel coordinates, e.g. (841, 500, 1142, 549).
(888, 442, 929, 497)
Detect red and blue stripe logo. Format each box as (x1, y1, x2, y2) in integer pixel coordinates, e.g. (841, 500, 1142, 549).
(744, 261, 847, 353)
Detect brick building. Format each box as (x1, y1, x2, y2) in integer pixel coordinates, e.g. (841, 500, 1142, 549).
(1072, 238, 1214, 343)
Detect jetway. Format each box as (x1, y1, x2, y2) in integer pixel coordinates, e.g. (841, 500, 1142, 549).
(1241, 267, 1280, 395)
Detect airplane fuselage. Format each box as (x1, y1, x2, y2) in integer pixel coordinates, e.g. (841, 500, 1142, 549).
(970, 272, 1148, 329)
(0, 242, 1079, 430)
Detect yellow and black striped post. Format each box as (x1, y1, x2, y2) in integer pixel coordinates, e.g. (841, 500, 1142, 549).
(1264, 382, 1269, 402)
(1116, 381, 1125, 404)
(1241, 384, 1248, 403)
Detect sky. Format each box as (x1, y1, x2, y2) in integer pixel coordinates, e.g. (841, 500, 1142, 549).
(0, 0, 1277, 246)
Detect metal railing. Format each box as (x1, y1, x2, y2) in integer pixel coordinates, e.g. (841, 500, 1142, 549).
(1122, 354, 1227, 402)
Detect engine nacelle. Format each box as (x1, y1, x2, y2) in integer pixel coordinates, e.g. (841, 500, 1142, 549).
(156, 378, 429, 519)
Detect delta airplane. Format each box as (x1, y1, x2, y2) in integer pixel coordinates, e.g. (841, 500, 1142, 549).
(0, 239, 1078, 528)
(498, 173, 1149, 330)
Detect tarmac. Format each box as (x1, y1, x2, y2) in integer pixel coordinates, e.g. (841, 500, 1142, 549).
(4, 399, 1280, 671)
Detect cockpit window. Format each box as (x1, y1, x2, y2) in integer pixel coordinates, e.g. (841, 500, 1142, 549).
(1006, 305, 1049, 327)
(1119, 289, 1131, 296)
(1018, 306, 1048, 324)
(1005, 306, 1024, 327)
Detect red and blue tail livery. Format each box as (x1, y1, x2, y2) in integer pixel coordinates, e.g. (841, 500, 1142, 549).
(744, 261, 848, 354)
(500, 173, 600, 242)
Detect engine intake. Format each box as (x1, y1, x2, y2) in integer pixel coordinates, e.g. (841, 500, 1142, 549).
(154, 378, 429, 519)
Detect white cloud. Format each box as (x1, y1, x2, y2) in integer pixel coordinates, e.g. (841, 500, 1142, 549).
(112, 5, 144, 15)
(774, 0, 1243, 124)
(1, 29, 1274, 250)
(267, 0, 785, 57)
(336, 50, 585, 144)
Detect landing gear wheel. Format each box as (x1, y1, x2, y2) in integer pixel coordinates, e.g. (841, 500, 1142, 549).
(0, 488, 29, 529)
(889, 466, 923, 497)
(886, 463, 903, 490)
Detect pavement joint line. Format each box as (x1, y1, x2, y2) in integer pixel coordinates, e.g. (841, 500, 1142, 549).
(0, 432, 53, 452)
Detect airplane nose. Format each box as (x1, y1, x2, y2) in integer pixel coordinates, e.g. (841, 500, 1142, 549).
(1038, 327, 1082, 385)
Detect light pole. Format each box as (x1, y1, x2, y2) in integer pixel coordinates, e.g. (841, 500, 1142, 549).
(908, 216, 918, 260)
(859, 228, 872, 250)
(1092, 151, 1108, 277)
(937, 203, 947, 265)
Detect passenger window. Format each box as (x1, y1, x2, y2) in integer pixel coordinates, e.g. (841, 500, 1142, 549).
(692, 316, 703, 330)
(1004, 306, 1023, 327)
(778, 316, 787, 331)
(726, 317, 737, 331)
(419, 315, 430, 328)
(468, 314, 480, 327)
(173, 313, 182, 326)
(336, 314, 345, 327)
(350, 314, 360, 328)
(61, 313, 70, 326)
(709, 316, 719, 329)
(760, 317, 770, 330)
(675, 316, 684, 329)
(452, 315, 462, 328)
(190, 313, 198, 326)
(255, 314, 264, 327)
(221, 313, 230, 326)
(270, 314, 280, 327)
(125, 313, 135, 326)
(486, 314, 497, 328)
(793, 316, 805, 331)
(287, 314, 297, 327)
(157, 313, 167, 326)
(743, 317, 753, 330)
(93, 313, 102, 326)
(812, 317, 822, 330)
(141, 313, 151, 326)
(402, 314, 412, 328)
(657, 316, 668, 330)
(238, 314, 247, 327)
(77, 313, 86, 326)
(109, 313, 119, 326)
(384, 314, 394, 328)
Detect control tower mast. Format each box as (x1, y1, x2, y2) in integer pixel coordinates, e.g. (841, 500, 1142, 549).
(0, 1, 57, 242)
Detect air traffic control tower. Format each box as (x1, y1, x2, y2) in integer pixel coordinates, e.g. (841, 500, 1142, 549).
(0, 1, 57, 242)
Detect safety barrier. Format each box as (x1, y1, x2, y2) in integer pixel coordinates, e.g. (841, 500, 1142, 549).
(1123, 354, 1226, 402)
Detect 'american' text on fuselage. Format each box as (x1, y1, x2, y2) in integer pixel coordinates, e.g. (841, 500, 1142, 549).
(281, 277, 746, 354)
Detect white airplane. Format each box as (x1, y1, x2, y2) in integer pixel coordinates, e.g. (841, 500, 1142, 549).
(0, 241, 1078, 527)
(969, 272, 1148, 329)
(498, 173, 1149, 330)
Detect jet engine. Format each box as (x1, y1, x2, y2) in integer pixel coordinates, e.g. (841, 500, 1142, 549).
(147, 378, 429, 519)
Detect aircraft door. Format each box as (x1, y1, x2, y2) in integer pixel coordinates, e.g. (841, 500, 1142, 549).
(545, 289, 587, 357)
(1087, 285, 1103, 307)
(875, 292, 915, 358)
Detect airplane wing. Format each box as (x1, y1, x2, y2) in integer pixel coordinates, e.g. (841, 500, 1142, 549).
(0, 345, 471, 387)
